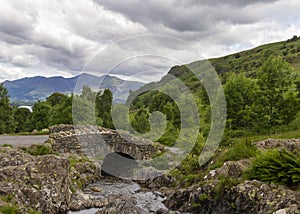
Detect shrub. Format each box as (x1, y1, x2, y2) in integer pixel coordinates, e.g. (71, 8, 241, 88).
(68, 155, 91, 167)
(214, 174, 239, 199)
(245, 149, 300, 188)
(21, 144, 52, 156)
(210, 139, 257, 169)
(2, 144, 12, 148)
(1, 194, 13, 203)
(0, 205, 20, 214)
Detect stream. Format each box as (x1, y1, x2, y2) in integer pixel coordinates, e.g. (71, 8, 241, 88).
(68, 177, 170, 214)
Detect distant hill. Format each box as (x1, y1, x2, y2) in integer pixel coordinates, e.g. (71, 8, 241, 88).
(3, 73, 144, 103)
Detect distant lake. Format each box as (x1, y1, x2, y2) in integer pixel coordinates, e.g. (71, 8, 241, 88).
(19, 105, 33, 112)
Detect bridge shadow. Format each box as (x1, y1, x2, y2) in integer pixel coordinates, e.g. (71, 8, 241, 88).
(101, 152, 138, 179)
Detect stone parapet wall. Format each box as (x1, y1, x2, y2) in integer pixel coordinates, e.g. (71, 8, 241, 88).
(48, 125, 158, 160)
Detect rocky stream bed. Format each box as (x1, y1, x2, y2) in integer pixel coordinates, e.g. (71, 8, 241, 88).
(69, 177, 175, 214)
(0, 125, 299, 214)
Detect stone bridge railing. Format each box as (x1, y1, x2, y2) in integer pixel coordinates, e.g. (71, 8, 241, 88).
(47, 125, 159, 160)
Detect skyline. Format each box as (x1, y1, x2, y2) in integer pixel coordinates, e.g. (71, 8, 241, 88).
(0, 0, 300, 83)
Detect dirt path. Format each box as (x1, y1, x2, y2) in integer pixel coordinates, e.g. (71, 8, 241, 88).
(0, 135, 49, 148)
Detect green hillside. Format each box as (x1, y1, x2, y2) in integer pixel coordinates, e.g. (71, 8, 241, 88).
(129, 36, 300, 104)
(209, 35, 300, 75)
(126, 36, 300, 179)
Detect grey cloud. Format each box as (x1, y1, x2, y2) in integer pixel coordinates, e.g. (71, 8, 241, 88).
(94, 0, 280, 32)
(0, 4, 37, 42)
(184, 0, 279, 7)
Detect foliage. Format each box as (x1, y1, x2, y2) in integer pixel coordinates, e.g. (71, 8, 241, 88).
(129, 90, 182, 146)
(130, 107, 150, 134)
(2, 144, 12, 148)
(224, 73, 257, 130)
(95, 89, 114, 129)
(0, 205, 20, 214)
(30, 101, 51, 131)
(0, 83, 15, 134)
(21, 144, 52, 156)
(13, 107, 33, 133)
(47, 93, 73, 126)
(214, 174, 239, 199)
(210, 139, 257, 170)
(26, 86, 114, 130)
(254, 56, 299, 131)
(68, 155, 91, 167)
(245, 149, 300, 188)
(176, 134, 205, 175)
(1, 194, 13, 203)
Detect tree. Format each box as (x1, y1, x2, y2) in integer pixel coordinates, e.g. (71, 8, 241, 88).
(131, 107, 150, 133)
(0, 84, 15, 134)
(255, 56, 299, 131)
(31, 101, 51, 130)
(13, 107, 33, 133)
(48, 94, 73, 125)
(95, 89, 114, 129)
(80, 85, 96, 102)
(224, 73, 257, 130)
(46, 92, 66, 106)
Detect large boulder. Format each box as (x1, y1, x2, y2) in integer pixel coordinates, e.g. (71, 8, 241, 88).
(0, 147, 72, 213)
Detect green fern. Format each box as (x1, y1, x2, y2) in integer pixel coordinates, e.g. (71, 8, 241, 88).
(245, 149, 300, 187)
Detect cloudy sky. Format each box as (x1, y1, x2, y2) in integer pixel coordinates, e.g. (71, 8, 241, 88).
(0, 0, 300, 83)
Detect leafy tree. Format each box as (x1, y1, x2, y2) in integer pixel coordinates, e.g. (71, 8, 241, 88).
(96, 89, 114, 129)
(111, 104, 131, 131)
(13, 107, 33, 133)
(224, 73, 257, 130)
(130, 108, 150, 133)
(80, 85, 96, 102)
(0, 84, 15, 134)
(48, 94, 73, 125)
(46, 92, 66, 106)
(72, 94, 95, 125)
(255, 56, 299, 131)
(31, 101, 51, 130)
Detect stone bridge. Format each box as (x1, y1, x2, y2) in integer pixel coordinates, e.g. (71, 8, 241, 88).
(47, 125, 160, 160)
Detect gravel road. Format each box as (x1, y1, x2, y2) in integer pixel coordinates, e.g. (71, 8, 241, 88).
(0, 135, 49, 148)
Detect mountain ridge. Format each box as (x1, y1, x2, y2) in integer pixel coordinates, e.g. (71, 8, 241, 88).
(3, 73, 144, 103)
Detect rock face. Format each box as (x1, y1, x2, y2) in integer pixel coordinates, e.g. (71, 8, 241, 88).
(0, 147, 72, 213)
(163, 138, 300, 214)
(48, 125, 159, 160)
(0, 146, 103, 213)
(164, 159, 300, 214)
(165, 179, 300, 214)
(254, 138, 300, 152)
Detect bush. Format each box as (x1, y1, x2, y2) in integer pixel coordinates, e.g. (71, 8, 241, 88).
(1, 194, 13, 203)
(214, 174, 239, 199)
(21, 144, 52, 156)
(211, 139, 257, 169)
(245, 149, 300, 188)
(68, 155, 91, 167)
(0, 205, 20, 214)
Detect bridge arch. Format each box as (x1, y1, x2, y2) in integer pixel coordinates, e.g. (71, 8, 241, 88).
(101, 152, 138, 178)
